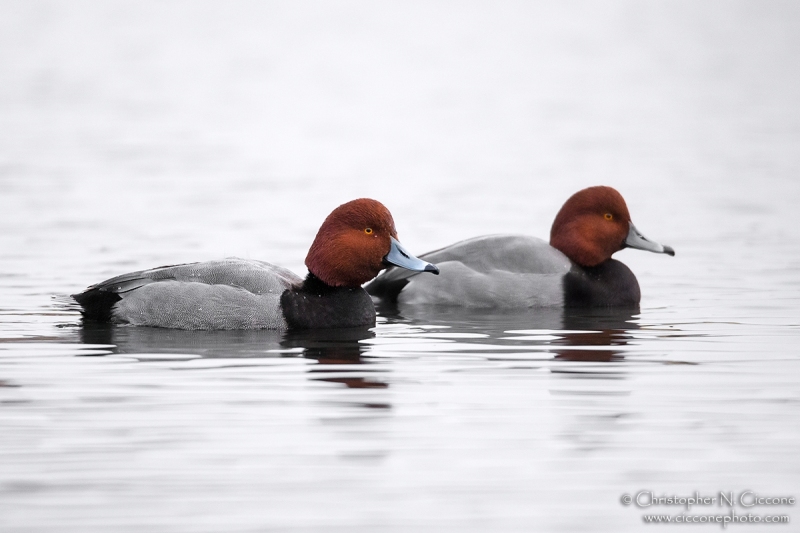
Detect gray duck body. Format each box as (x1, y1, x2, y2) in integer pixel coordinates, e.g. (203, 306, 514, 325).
(367, 235, 572, 307)
(366, 234, 642, 308)
(74, 258, 302, 330)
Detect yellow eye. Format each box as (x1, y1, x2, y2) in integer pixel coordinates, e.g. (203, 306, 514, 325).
(604, 213, 613, 221)
(364, 228, 373, 235)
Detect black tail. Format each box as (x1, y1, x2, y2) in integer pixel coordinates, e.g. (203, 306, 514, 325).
(72, 288, 121, 322)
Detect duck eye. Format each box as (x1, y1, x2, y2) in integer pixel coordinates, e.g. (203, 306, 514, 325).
(604, 213, 613, 221)
(364, 228, 373, 235)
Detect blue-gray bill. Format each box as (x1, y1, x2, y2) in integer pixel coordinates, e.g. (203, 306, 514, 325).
(384, 237, 440, 274)
(625, 223, 675, 256)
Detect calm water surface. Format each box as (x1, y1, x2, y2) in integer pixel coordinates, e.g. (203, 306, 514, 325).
(1, 1, 799, 531)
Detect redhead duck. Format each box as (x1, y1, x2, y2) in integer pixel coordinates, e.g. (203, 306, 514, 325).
(366, 186, 674, 307)
(73, 199, 439, 330)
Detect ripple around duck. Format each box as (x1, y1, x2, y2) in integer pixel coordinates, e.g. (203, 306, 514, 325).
(0, 300, 798, 533)
(1, 266, 798, 532)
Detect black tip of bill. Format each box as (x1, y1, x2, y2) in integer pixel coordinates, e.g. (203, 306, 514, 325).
(384, 237, 439, 274)
(424, 263, 440, 275)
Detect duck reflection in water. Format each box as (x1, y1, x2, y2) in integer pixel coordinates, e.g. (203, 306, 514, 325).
(553, 307, 638, 362)
(374, 300, 638, 363)
(79, 322, 387, 389)
(283, 327, 389, 390)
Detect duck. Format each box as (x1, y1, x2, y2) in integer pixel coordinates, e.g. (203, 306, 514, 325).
(73, 198, 439, 330)
(366, 186, 674, 307)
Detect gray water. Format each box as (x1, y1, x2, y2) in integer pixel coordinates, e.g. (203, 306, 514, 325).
(1, 1, 799, 531)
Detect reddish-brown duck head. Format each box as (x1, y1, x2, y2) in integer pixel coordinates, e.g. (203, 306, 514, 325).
(550, 186, 674, 267)
(305, 198, 439, 288)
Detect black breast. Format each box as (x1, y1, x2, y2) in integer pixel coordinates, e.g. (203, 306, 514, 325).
(563, 259, 641, 307)
(280, 275, 376, 330)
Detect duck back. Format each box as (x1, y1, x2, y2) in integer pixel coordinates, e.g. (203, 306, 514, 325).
(73, 258, 302, 330)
